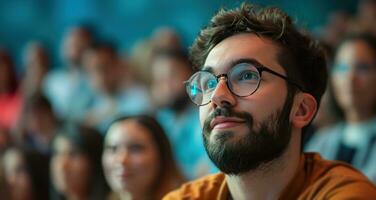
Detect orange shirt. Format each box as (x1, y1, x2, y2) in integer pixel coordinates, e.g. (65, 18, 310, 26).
(163, 153, 376, 200)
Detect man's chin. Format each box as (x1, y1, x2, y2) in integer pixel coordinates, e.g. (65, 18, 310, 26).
(209, 128, 249, 143)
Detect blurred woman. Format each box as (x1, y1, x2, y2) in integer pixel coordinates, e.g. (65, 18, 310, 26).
(50, 124, 109, 200)
(1, 146, 50, 200)
(102, 115, 185, 200)
(306, 33, 376, 184)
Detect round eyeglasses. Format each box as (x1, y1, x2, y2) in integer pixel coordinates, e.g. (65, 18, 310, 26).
(184, 62, 304, 106)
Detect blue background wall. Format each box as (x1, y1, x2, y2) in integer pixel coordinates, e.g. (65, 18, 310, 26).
(0, 0, 358, 71)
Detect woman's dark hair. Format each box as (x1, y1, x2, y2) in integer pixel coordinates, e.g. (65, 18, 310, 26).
(23, 148, 51, 200)
(107, 115, 185, 199)
(51, 123, 109, 200)
(0, 49, 18, 94)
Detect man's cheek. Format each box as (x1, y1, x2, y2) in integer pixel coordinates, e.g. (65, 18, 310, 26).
(199, 106, 209, 128)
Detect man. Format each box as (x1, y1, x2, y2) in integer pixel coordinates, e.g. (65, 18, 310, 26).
(43, 25, 94, 120)
(83, 42, 151, 132)
(163, 3, 376, 200)
(150, 48, 216, 179)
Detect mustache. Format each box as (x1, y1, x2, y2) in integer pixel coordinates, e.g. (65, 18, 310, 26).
(203, 106, 253, 133)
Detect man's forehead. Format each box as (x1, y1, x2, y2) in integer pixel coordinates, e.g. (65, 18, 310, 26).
(203, 33, 282, 73)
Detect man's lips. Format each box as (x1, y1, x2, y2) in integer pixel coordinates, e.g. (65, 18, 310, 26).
(210, 117, 245, 129)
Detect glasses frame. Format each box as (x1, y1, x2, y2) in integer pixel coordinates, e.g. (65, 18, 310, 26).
(184, 62, 304, 106)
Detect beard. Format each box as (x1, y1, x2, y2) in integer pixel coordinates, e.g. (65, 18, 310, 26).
(202, 94, 294, 175)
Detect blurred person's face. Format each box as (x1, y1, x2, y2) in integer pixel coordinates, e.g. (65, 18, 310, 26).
(151, 56, 191, 108)
(51, 136, 91, 196)
(332, 40, 376, 116)
(25, 46, 49, 84)
(152, 29, 181, 50)
(3, 149, 33, 200)
(198, 34, 295, 174)
(62, 28, 91, 67)
(84, 49, 119, 95)
(102, 120, 160, 196)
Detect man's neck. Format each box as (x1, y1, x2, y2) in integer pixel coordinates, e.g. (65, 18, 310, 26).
(226, 133, 301, 200)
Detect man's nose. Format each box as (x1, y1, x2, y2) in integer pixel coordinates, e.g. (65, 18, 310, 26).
(210, 77, 236, 108)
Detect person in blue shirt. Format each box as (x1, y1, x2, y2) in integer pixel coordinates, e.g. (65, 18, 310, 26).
(150, 48, 217, 179)
(306, 33, 376, 184)
(43, 25, 95, 121)
(83, 42, 152, 133)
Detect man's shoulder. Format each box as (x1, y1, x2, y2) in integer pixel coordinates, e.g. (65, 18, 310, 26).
(163, 173, 227, 200)
(300, 153, 376, 199)
(305, 152, 368, 179)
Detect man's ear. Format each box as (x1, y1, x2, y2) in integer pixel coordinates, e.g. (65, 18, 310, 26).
(291, 93, 317, 128)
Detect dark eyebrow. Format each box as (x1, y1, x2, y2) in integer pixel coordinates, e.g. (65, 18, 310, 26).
(201, 58, 265, 73)
(230, 58, 264, 67)
(201, 66, 214, 73)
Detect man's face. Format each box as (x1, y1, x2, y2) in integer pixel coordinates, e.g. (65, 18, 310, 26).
(200, 33, 294, 175)
(62, 28, 91, 67)
(85, 49, 119, 94)
(151, 56, 191, 108)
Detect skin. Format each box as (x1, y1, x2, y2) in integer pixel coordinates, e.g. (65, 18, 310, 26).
(23, 43, 49, 93)
(102, 120, 161, 200)
(2, 149, 33, 200)
(200, 33, 316, 200)
(332, 40, 376, 123)
(151, 56, 191, 108)
(84, 49, 121, 96)
(51, 136, 91, 200)
(62, 28, 92, 67)
(152, 27, 182, 50)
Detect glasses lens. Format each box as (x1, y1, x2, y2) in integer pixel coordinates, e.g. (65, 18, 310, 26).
(228, 63, 260, 96)
(186, 71, 217, 105)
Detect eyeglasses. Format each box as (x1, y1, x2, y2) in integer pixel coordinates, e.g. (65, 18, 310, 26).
(184, 62, 303, 106)
(333, 62, 376, 75)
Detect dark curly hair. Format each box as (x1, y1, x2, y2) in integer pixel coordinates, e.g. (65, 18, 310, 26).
(190, 2, 328, 107)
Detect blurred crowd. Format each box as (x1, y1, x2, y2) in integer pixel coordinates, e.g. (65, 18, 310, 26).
(0, 0, 376, 199)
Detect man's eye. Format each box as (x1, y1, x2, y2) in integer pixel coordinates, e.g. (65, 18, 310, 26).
(239, 71, 258, 81)
(207, 79, 217, 89)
